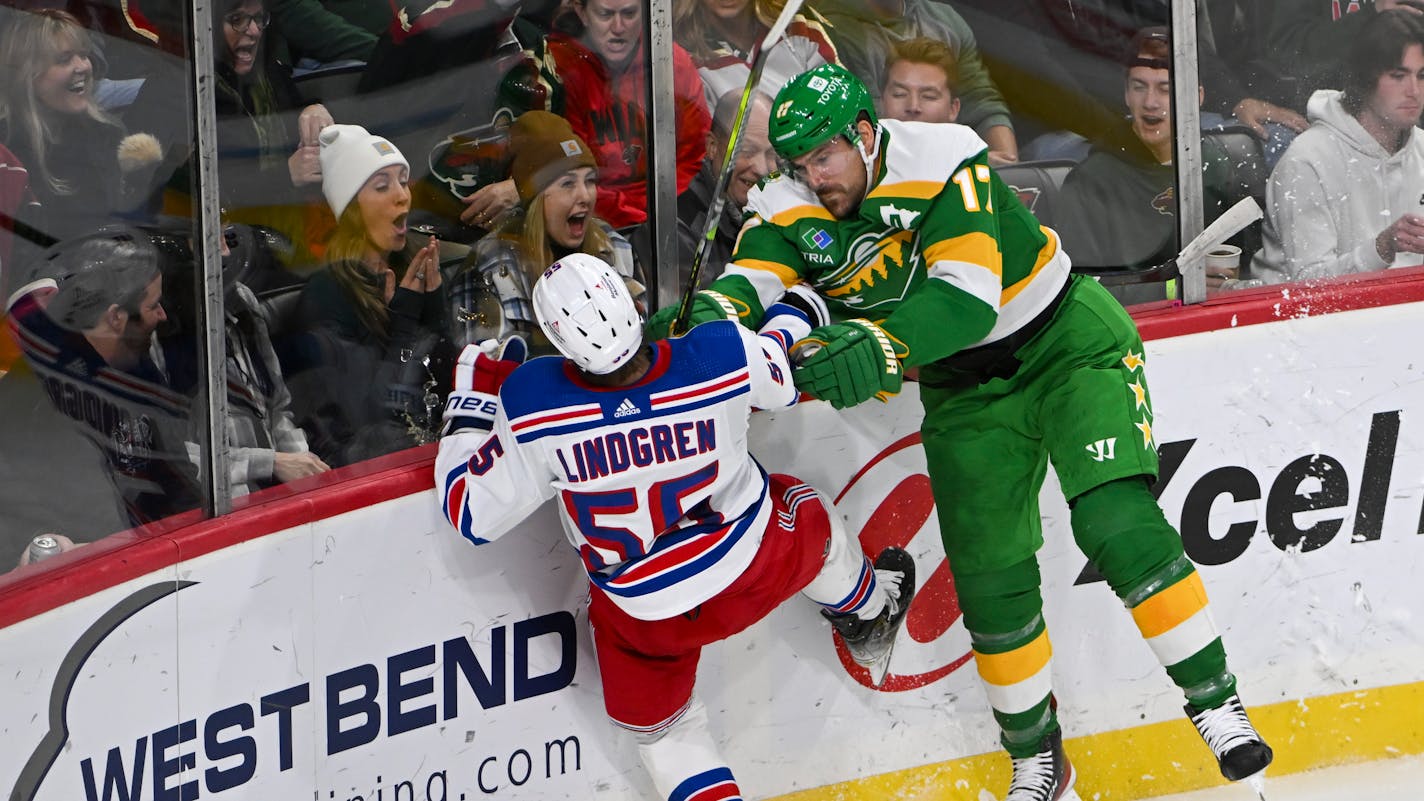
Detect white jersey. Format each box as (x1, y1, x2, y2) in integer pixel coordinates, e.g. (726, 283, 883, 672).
(435, 320, 803, 621)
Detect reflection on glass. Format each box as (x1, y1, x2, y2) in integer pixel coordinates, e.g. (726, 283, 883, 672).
(817, 0, 1018, 163)
(498, 0, 710, 234)
(1, 7, 208, 575)
(17, 0, 1414, 577)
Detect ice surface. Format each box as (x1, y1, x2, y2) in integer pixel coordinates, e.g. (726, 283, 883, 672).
(1144, 756, 1424, 801)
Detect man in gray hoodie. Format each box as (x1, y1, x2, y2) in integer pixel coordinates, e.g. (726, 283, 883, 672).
(1253, 9, 1424, 283)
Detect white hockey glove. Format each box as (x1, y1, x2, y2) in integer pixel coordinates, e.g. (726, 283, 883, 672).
(441, 336, 528, 436)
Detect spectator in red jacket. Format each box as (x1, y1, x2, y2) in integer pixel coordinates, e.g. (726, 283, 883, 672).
(482, 0, 711, 233)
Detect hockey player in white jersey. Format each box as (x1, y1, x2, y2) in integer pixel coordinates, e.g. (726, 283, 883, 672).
(435, 252, 917, 801)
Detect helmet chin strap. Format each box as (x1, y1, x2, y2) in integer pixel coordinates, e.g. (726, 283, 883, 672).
(854, 122, 882, 202)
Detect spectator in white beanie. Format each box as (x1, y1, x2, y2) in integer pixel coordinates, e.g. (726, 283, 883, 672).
(318, 123, 408, 217)
(285, 123, 451, 466)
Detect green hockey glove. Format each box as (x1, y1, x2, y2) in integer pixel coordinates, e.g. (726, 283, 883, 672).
(644, 290, 750, 340)
(792, 319, 905, 409)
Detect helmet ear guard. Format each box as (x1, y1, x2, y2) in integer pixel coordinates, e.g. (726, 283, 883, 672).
(532, 253, 644, 375)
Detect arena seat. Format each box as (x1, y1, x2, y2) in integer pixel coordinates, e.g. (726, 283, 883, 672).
(997, 159, 1077, 229)
(292, 62, 366, 105)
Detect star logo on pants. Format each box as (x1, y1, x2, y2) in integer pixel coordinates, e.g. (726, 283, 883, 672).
(1122, 350, 1145, 372)
(1134, 415, 1154, 448)
(1128, 379, 1149, 411)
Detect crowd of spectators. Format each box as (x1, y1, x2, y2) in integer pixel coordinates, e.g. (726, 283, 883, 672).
(2, 0, 1421, 571)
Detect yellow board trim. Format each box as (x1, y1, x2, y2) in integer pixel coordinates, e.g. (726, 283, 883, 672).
(1131, 571, 1209, 639)
(972, 629, 1051, 686)
(870, 180, 946, 202)
(765, 680, 1424, 801)
(769, 204, 836, 227)
(924, 232, 1003, 280)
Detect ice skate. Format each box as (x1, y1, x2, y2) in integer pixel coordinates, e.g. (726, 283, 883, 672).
(1005, 728, 1080, 801)
(1186, 693, 1273, 783)
(823, 547, 916, 687)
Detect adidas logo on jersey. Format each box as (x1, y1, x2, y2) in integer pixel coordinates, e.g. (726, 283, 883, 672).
(613, 398, 641, 418)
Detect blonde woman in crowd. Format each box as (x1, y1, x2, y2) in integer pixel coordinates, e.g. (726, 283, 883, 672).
(0, 9, 140, 291)
(453, 111, 640, 356)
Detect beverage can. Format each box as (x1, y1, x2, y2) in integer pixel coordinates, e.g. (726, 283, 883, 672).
(27, 534, 62, 564)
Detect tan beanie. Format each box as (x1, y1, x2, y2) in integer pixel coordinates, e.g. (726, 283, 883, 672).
(508, 111, 597, 206)
(318, 124, 409, 217)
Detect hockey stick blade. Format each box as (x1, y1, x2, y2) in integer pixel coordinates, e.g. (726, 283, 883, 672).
(760, 0, 806, 53)
(1079, 198, 1261, 287)
(670, 0, 807, 336)
(1178, 196, 1262, 271)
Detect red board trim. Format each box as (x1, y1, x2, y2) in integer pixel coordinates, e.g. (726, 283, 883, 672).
(5, 269, 1424, 628)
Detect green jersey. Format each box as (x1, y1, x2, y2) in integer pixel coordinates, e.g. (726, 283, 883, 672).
(714, 119, 1070, 367)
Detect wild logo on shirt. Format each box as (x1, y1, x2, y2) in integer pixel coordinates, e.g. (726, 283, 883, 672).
(1332, 1, 1364, 21)
(814, 227, 923, 314)
(1152, 186, 1175, 217)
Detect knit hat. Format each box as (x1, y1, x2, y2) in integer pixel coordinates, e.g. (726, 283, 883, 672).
(508, 111, 597, 206)
(318, 124, 409, 217)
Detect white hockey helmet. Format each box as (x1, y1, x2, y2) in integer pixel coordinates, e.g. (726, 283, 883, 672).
(532, 253, 643, 375)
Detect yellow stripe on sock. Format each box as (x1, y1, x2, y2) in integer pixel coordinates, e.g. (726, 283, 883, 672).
(1130, 571, 1208, 639)
(973, 629, 1052, 687)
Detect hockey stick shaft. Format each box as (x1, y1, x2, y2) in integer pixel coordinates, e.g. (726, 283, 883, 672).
(670, 0, 806, 336)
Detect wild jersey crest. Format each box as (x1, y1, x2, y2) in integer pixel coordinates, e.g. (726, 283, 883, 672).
(819, 228, 923, 311)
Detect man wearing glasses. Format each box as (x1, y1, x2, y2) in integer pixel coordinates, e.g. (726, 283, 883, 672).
(650, 63, 1273, 801)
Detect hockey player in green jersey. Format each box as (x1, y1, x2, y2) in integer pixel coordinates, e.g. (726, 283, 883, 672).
(648, 63, 1273, 801)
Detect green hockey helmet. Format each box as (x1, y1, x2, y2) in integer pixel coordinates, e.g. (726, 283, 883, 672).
(769, 64, 878, 161)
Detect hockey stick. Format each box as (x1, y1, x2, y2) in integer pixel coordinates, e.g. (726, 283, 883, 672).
(670, 0, 806, 336)
(1078, 197, 1262, 286)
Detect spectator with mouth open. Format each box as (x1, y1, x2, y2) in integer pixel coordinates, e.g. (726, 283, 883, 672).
(452, 111, 641, 356)
(1053, 26, 1245, 302)
(0, 9, 141, 293)
(285, 125, 449, 466)
(125, 0, 335, 266)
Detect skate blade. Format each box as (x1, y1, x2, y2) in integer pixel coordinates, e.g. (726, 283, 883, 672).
(862, 640, 897, 688)
(1244, 773, 1267, 801)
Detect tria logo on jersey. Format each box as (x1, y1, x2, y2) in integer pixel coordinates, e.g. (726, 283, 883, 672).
(801, 227, 833, 251)
(613, 398, 641, 418)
